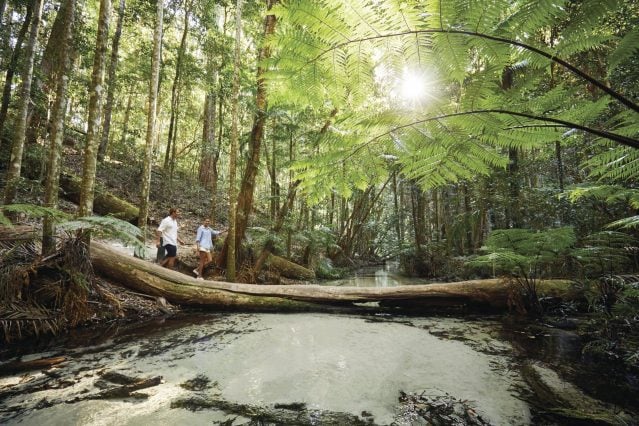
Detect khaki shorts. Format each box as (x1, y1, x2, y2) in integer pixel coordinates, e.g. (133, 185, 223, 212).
(199, 247, 211, 253)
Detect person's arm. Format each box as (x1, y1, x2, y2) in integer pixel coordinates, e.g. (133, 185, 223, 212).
(195, 227, 202, 251)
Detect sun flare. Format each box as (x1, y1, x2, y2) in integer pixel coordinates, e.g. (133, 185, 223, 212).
(398, 68, 436, 106)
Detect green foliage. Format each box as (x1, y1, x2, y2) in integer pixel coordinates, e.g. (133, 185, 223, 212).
(270, 0, 639, 201)
(572, 231, 637, 276)
(470, 227, 577, 277)
(0, 204, 144, 252)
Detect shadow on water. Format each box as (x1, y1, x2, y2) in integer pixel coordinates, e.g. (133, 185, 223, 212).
(499, 317, 639, 412)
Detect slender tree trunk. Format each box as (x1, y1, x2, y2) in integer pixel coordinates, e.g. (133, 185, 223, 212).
(463, 182, 473, 254)
(229, 0, 278, 257)
(0, 4, 32, 140)
(3, 0, 43, 206)
(198, 93, 214, 185)
(209, 90, 222, 224)
(392, 171, 402, 248)
(227, 0, 243, 281)
(411, 184, 426, 254)
(137, 0, 163, 241)
(42, 0, 76, 255)
(0, 1, 9, 63)
(118, 92, 133, 156)
(97, 0, 125, 162)
(163, 3, 190, 174)
(78, 0, 111, 219)
(169, 88, 181, 181)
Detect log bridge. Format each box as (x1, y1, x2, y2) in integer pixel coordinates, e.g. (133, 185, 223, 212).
(91, 242, 577, 313)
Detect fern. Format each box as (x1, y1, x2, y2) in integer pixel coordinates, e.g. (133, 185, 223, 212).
(0, 204, 144, 252)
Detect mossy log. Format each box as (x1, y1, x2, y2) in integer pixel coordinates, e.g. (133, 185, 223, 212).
(60, 174, 138, 223)
(266, 253, 315, 280)
(0, 225, 37, 241)
(90, 241, 579, 312)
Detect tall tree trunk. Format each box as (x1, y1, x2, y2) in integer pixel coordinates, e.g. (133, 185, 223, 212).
(137, 0, 163, 241)
(506, 147, 521, 228)
(0, 1, 10, 67)
(227, 0, 243, 281)
(198, 93, 214, 185)
(42, 0, 76, 255)
(392, 171, 403, 247)
(118, 92, 133, 156)
(163, 2, 190, 174)
(209, 90, 223, 224)
(78, 0, 111, 219)
(463, 182, 473, 255)
(168, 88, 181, 181)
(2, 0, 42, 206)
(97, 0, 126, 162)
(228, 0, 278, 261)
(0, 4, 32, 140)
(411, 183, 426, 254)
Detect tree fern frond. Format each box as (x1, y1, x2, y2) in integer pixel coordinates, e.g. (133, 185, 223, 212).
(608, 26, 639, 74)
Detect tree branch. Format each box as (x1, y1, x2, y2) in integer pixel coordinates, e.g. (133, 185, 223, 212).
(306, 29, 639, 114)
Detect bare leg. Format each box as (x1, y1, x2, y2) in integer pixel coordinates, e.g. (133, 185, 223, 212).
(197, 251, 208, 276)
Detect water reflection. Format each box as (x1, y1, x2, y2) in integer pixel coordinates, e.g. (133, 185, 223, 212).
(324, 263, 429, 287)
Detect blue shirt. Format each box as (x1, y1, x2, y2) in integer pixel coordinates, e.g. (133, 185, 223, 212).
(196, 225, 219, 250)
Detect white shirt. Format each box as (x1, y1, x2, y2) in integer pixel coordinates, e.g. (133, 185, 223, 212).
(157, 216, 178, 246)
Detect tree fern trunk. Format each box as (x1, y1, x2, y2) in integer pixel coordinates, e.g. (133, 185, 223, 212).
(3, 0, 42, 206)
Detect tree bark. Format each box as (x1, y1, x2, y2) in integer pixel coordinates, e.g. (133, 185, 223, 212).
(97, 0, 126, 162)
(163, 3, 190, 176)
(78, 0, 111, 218)
(227, 0, 243, 281)
(42, 0, 76, 255)
(89, 241, 578, 312)
(0, 3, 32, 139)
(2, 0, 43, 206)
(225, 0, 278, 267)
(137, 0, 163, 239)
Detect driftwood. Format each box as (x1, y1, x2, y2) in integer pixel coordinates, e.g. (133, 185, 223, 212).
(92, 376, 162, 399)
(90, 241, 577, 312)
(0, 356, 66, 376)
(60, 174, 139, 223)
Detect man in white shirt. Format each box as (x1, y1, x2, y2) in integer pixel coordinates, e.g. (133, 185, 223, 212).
(156, 207, 185, 269)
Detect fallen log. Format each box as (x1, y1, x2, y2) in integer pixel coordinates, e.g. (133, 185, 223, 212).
(0, 356, 66, 376)
(266, 253, 315, 280)
(90, 241, 579, 312)
(0, 225, 37, 242)
(60, 174, 138, 223)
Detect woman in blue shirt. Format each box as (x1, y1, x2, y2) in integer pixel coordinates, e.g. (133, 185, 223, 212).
(193, 218, 220, 279)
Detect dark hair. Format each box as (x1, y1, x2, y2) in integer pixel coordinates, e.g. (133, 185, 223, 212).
(169, 208, 177, 215)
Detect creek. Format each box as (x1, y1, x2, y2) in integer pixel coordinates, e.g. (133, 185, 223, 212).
(1, 269, 637, 425)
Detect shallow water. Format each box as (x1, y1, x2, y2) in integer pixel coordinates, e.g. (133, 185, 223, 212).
(324, 263, 429, 287)
(2, 268, 636, 425)
(1, 313, 532, 425)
